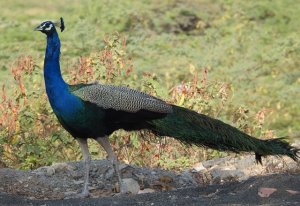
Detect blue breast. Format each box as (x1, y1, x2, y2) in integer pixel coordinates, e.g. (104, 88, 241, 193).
(47, 85, 84, 120)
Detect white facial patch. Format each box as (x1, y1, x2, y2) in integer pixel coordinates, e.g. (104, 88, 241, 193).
(45, 24, 53, 31)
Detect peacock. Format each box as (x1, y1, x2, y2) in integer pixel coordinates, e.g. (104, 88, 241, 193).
(34, 18, 299, 197)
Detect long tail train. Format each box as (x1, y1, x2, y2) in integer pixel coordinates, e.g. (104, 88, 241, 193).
(149, 105, 299, 163)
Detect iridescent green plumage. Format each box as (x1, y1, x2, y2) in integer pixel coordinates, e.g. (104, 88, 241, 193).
(148, 106, 299, 163)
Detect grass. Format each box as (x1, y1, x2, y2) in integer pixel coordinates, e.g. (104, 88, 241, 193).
(0, 0, 299, 169)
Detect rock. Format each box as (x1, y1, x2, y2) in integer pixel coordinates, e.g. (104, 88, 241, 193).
(201, 156, 232, 169)
(196, 154, 300, 184)
(210, 168, 245, 182)
(35, 162, 75, 176)
(192, 162, 206, 172)
(138, 188, 155, 194)
(46, 167, 55, 176)
(236, 156, 256, 169)
(51, 163, 75, 173)
(119, 163, 130, 171)
(179, 170, 197, 185)
(121, 178, 140, 194)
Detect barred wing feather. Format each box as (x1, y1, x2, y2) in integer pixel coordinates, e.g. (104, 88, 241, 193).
(71, 83, 173, 114)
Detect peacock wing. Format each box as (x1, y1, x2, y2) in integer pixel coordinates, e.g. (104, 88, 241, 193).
(69, 83, 173, 114)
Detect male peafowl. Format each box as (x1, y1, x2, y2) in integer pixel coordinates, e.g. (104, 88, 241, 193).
(34, 18, 299, 197)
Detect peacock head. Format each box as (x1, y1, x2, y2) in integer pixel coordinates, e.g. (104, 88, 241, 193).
(34, 17, 65, 35)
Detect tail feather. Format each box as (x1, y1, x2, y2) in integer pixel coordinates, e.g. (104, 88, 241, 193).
(148, 105, 299, 162)
(255, 137, 299, 162)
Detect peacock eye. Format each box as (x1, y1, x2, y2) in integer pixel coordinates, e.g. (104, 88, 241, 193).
(44, 24, 53, 31)
(38, 22, 53, 31)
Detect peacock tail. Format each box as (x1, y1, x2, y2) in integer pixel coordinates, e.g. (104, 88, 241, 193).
(148, 105, 299, 163)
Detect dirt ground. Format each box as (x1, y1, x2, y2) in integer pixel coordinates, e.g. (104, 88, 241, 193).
(0, 157, 299, 205)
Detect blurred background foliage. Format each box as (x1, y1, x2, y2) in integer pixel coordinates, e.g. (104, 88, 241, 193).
(0, 0, 299, 170)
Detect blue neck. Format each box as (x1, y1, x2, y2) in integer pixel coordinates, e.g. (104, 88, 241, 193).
(44, 31, 66, 87)
(43, 30, 83, 119)
(44, 31, 71, 113)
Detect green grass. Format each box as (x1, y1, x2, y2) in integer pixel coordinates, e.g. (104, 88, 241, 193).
(0, 0, 299, 169)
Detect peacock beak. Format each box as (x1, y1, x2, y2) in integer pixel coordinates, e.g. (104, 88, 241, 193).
(34, 25, 42, 31)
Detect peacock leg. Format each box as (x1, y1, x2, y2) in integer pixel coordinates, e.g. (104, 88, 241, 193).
(77, 138, 91, 197)
(96, 136, 125, 193)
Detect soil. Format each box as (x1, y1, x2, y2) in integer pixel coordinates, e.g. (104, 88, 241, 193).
(0, 157, 299, 205)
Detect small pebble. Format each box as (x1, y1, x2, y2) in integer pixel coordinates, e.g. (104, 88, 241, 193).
(138, 188, 155, 194)
(46, 167, 55, 176)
